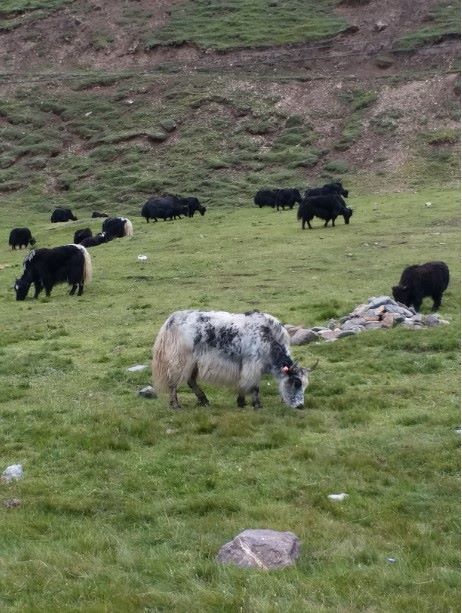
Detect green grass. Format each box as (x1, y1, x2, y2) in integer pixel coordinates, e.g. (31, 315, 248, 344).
(394, 1, 460, 50)
(0, 188, 460, 610)
(143, 0, 346, 50)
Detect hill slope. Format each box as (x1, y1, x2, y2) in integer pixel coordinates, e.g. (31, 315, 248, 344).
(0, 0, 459, 211)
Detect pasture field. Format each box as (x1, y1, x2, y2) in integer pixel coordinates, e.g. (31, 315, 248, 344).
(0, 187, 460, 611)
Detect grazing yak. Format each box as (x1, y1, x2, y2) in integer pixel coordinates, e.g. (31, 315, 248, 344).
(297, 194, 353, 229)
(14, 244, 92, 300)
(141, 196, 189, 222)
(254, 188, 301, 210)
(392, 261, 450, 311)
(102, 216, 134, 238)
(305, 181, 349, 199)
(254, 189, 279, 208)
(51, 208, 78, 223)
(73, 228, 92, 244)
(152, 309, 316, 410)
(91, 211, 108, 218)
(9, 228, 36, 250)
(275, 188, 302, 211)
(80, 232, 113, 248)
(184, 196, 206, 218)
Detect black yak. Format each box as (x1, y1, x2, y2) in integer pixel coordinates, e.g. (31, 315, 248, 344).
(14, 244, 92, 300)
(51, 208, 78, 223)
(297, 194, 353, 229)
(73, 228, 92, 244)
(9, 228, 36, 249)
(392, 261, 450, 311)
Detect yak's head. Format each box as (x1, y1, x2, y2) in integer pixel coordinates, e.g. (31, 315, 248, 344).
(14, 277, 30, 301)
(343, 207, 353, 224)
(199, 205, 207, 216)
(278, 361, 317, 409)
(392, 284, 410, 306)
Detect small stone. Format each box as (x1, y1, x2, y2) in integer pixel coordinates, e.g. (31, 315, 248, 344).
(368, 296, 396, 309)
(138, 385, 157, 398)
(381, 312, 395, 328)
(364, 321, 383, 329)
(374, 21, 388, 31)
(342, 318, 366, 330)
(1, 464, 23, 483)
(284, 324, 302, 337)
(424, 314, 441, 327)
(351, 303, 369, 316)
(337, 329, 361, 338)
(290, 329, 319, 345)
(127, 364, 148, 372)
(216, 529, 300, 569)
(318, 329, 339, 342)
(3, 499, 21, 509)
(386, 557, 397, 564)
(311, 326, 329, 332)
(328, 493, 348, 501)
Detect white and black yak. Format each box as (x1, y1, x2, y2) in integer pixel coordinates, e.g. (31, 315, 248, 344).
(102, 217, 134, 238)
(152, 309, 316, 410)
(14, 244, 92, 300)
(392, 261, 450, 311)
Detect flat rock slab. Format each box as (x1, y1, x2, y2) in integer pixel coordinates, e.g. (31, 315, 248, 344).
(217, 529, 300, 569)
(290, 328, 319, 345)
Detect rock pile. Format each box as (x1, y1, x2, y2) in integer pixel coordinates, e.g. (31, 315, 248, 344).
(287, 296, 449, 345)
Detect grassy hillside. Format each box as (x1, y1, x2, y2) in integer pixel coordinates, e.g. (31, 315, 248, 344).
(0, 188, 460, 610)
(0, 0, 459, 609)
(0, 73, 459, 216)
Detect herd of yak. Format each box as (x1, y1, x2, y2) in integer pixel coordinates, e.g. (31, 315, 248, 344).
(8, 181, 449, 316)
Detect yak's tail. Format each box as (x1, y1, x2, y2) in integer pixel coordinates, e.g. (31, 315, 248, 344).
(75, 244, 92, 284)
(152, 316, 192, 394)
(124, 219, 134, 238)
(296, 204, 302, 220)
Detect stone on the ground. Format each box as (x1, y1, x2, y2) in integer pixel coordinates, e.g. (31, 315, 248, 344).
(1, 464, 23, 483)
(127, 364, 148, 372)
(290, 328, 319, 345)
(138, 385, 157, 398)
(3, 498, 21, 509)
(216, 529, 300, 569)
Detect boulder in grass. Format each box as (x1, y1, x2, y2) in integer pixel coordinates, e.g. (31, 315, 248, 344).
(216, 529, 300, 569)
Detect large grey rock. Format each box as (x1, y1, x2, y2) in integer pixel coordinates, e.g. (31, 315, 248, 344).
(290, 328, 319, 345)
(216, 529, 300, 569)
